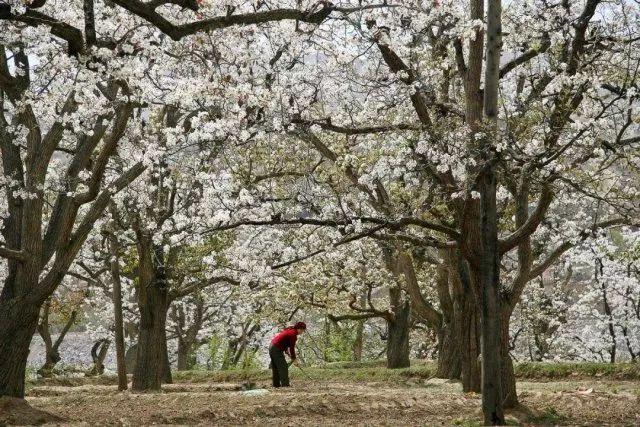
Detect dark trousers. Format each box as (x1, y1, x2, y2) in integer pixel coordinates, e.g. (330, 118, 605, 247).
(269, 344, 289, 387)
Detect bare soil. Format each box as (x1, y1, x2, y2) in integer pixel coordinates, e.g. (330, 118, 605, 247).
(17, 378, 640, 426)
(0, 396, 63, 425)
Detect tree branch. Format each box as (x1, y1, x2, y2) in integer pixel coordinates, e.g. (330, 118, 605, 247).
(169, 276, 240, 301)
(109, 0, 335, 41)
(0, 245, 27, 261)
(528, 218, 633, 279)
(499, 185, 554, 254)
(291, 117, 420, 135)
(0, 8, 84, 56)
(499, 34, 551, 78)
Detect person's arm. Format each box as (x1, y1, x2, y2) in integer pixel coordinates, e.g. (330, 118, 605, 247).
(290, 333, 298, 360)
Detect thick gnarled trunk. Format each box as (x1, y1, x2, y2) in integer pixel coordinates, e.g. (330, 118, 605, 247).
(176, 339, 193, 371)
(353, 320, 364, 362)
(437, 250, 481, 392)
(87, 339, 110, 376)
(0, 295, 40, 398)
(386, 288, 410, 369)
(132, 285, 170, 390)
(436, 322, 460, 379)
(501, 309, 518, 408)
(457, 301, 481, 392)
(437, 297, 481, 392)
(36, 301, 77, 378)
(132, 235, 172, 391)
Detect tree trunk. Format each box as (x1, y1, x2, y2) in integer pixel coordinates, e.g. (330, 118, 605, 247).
(36, 300, 57, 378)
(438, 250, 481, 391)
(387, 288, 411, 369)
(501, 309, 518, 408)
(436, 252, 459, 380)
(176, 338, 192, 371)
(38, 355, 59, 379)
(232, 338, 249, 368)
(125, 343, 138, 373)
(113, 286, 128, 390)
(353, 320, 364, 362)
(438, 300, 481, 393)
(0, 297, 40, 398)
(37, 304, 77, 378)
(108, 226, 128, 391)
(436, 319, 460, 379)
(161, 330, 173, 384)
(132, 288, 169, 390)
(87, 339, 110, 376)
(221, 339, 237, 370)
(132, 235, 172, 390)
(477, 166, 505, 425)
(460, 297, 481, 392)
(479, 0, 505, 422)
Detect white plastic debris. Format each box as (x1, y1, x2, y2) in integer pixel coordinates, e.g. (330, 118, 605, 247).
(242, 388, 269, 396)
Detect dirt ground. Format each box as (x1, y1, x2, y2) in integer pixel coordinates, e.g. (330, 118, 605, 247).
(12, 378, 640, 426)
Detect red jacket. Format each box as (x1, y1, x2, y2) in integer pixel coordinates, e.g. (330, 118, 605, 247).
(271, 328, 298, 359)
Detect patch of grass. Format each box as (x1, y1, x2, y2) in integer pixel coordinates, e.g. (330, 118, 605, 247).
(316, 360, 387, 369)
(173, 368, 269, 383)
(316, 360, 640, 381)
(172, 361, 438, 385)
(27, 360, 640, 390)
(527, 406, 567, 425)
(515, 362, 640, 380)
(452, 417, 519, 426)
(452, 418, 483, 427)
(29, 374, 120, 388)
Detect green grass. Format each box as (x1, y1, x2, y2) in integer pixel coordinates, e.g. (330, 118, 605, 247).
(173, 363, 437, 384)
(452, 405, 566, 426)
(514, 362, 640, 380)
(173, 360, 640, 384)
(174, 368, 268, 383)
(28, 360, 640, 388)
(527, 406, 567, 425)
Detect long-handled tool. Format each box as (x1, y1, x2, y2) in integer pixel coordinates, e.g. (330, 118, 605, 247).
(288, 360, 313, 380)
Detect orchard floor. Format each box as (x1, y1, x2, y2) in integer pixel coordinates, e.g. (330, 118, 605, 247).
(16, 373, 640, 426)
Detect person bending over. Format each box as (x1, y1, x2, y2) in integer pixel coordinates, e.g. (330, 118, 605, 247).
(269, 321, 306, 387)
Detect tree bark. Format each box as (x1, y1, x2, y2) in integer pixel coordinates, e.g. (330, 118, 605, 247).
(177, 339, 191, 371)
(436, 321, 460, 379)
(107, 224, 128, 390)
(87, 339, 110, 376)
(353, 319, 364, 362)
(132, 235, 171, 391)
(501, 309, 518, 408)
(436, 254, 461, 380)
(437, 250, 481, 391)
(476, 164, 505, 424)
(132, 288, 170, 390)
(0, 295, 40, 398)
(172, 301, 207, 372)
(37, 301, 77, 378)
(161, 330, 173, 384)
(479, 0, 505, 422)
(460, 299, 481, 392)
(133, 283, 171, 389)
(386, 287, 411, 369)
(36, 300, 57, 378)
